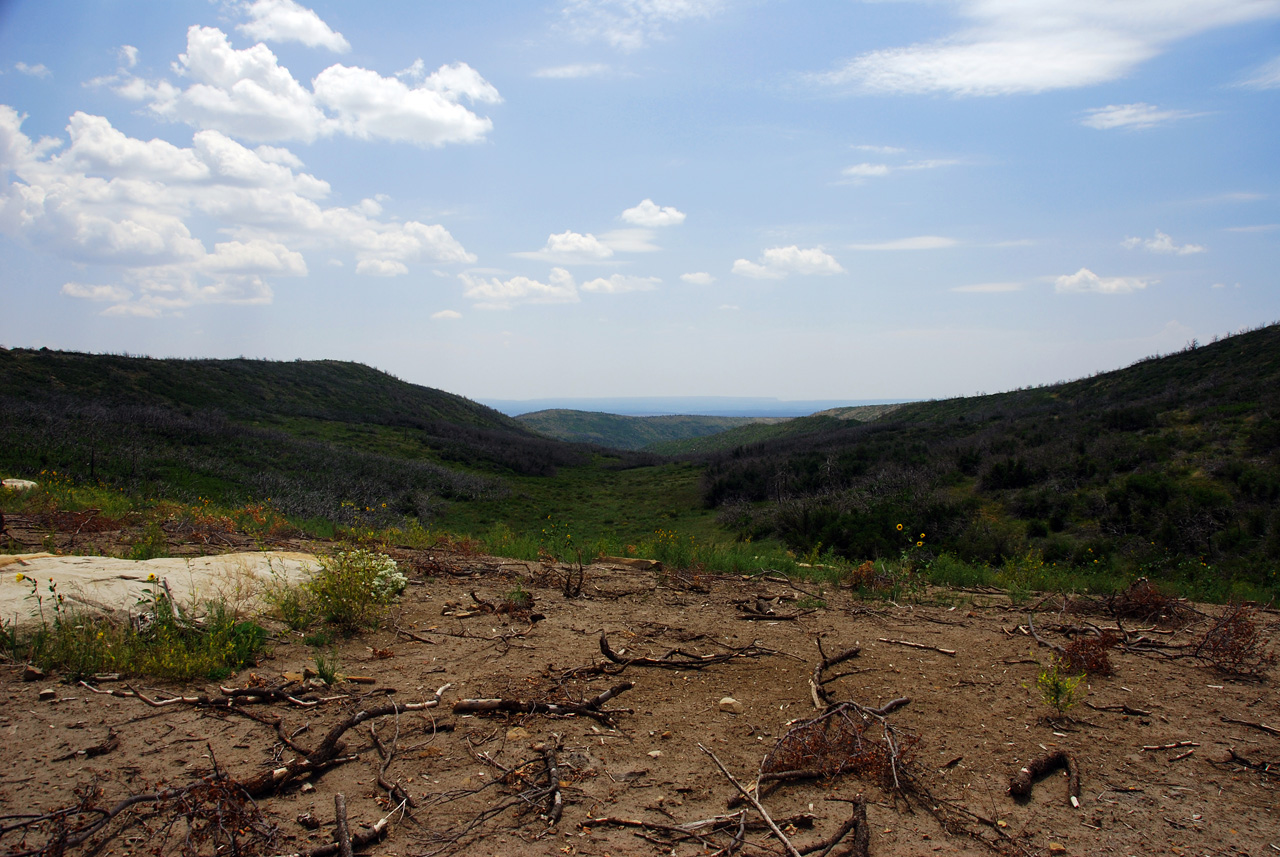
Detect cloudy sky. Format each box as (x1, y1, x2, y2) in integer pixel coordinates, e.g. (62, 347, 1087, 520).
(1, 0, 1277, 403)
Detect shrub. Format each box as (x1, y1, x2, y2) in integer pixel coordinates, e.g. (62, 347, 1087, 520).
(305, 549, 406, 634)
(1035, 655, 1086, 716)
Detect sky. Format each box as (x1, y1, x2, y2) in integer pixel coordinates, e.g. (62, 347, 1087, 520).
(0, 0, 1277, 405)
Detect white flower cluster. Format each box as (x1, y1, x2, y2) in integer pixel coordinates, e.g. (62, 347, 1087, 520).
(339, 549, 407, 602)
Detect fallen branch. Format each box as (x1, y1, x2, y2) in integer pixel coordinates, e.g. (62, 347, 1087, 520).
(1009, 751, 1080, 808)
(1221, 716, 1280, 737)
(453, 681, 633, 726)
(52, 728, 118, 763)
(1085, 702, 1151, 717)
(877, 638, 957, 657)
(600, 631, 769, 671)
(334, 794, 354, 857)
(698, 743, 802, 857)
(1143, 741, 1199, 751)
(1222, 748, 1276, 775)
(810, 640, 862, 708)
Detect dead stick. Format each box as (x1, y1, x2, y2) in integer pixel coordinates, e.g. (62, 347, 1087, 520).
(1221, 716, 1280, 737)
(1143, 741, 1199, 751)
(877, 638, 957, 657)
(334, 794, 354, 857)
(698, 743, 802, 857)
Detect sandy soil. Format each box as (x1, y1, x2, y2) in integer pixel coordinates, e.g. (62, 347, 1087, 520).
(1, 518, 1277, 857)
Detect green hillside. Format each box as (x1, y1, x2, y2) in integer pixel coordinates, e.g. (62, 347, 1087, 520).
(701, 326, 1280, 594)
(515, 409, 785, 450)
(650, 404, 904, 455)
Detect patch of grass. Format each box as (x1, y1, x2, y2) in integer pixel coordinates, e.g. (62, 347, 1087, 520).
(313, 649, 341, 686)
(15, 574, 268, 682)
(1034, 655, 1086, 717)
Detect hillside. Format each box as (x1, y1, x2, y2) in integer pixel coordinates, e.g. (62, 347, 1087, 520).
(650, 403, 907, 455)
(700, 325, 1280, 594)
(515, 409, 786, 450)
(0, 349, 599, 526)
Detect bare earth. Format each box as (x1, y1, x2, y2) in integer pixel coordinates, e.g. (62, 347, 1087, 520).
(1, 524, 1277, 856)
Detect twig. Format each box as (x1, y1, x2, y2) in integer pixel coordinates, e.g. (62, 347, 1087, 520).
(334, 794, 354, 857)
(1085, 702, 1152, 717)
(1221, 716, 1280, 737)
(877, 638, 957, 657)
(1143, 741, 1199, 751)
(698, 743, 802, 857)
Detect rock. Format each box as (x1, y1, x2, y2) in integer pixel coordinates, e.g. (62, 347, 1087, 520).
(2, 479, 38, 491)
(1048, 844, 1067, 854)
(648, 750, 663, 758)
(719, 697, 744, 715)
(38, 688, 57, 701)
(300, 782, 316, 793)
(297, 813, 320, 830)
(22, 665, 45, 682)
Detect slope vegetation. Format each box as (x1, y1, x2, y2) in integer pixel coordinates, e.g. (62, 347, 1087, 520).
(701, 325, 1280, 593)
(516, 409, 784, 451)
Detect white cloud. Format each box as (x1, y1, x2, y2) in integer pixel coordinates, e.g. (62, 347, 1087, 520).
(598, 227, 660, 252)
(61, 282, 133, 302)
(0, 106, 473, 316)
(355, 259, 409, 277)
(14, 62, 51, 79)
(581, 273, 660, 293)
(840, 158, 957, 183)
(517, 230, 614, 262)
(621, 198, 685, 227)
(951, 281, 1023, 293)
(237, 0, 351, 53)
(1081, 103, 1198, 130)
(681, 271, 715, 284)
(853, 144, 904, 154)
(432, 309, 462, 320)
(534, 63, 613, 78)
(732, 246, 844, 279)
(1239, 55, 1280, 88)
(1122, 230, 1205, 255)
(1054, 267, 1151, 294)
(460, 267, 580, 309)
(851, 235, 958, 251)
(559, 0, 726, 51)
(814, 1, 1280, 96)
(124, 26, 498, 147)
(843, 162, 891, 179)
(119, 46, 139, 68)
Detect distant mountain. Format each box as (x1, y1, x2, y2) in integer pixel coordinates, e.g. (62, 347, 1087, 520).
(482, 396, 910, 418)
(515, 409, 788, 451)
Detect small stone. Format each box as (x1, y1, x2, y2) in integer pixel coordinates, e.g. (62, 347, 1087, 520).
(22, 665, 45, 682)
(297, 813, 320, 829)
(719, 697, 744, 715)
(648, 750, 663, 758)
(300, 782, 316, 793)
(1048, 843, 1066, 854)
(38, 688, 57, 702)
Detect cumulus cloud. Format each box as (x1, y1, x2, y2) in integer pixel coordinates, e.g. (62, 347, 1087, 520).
(120, 25, 499, 147)
(1239, 55, 1280, 88)
(1081, 103, 1199, 130)
(559, 0, 726, 51)
(681, 271, 714, 284)
(534, 63, 612, 78)
(14, 62, 51, 78)
(0, 106, 473, 316)
(119, 46, 139, 68)
(621, 198, 685, 227)
(460, 267, 580, 309)
(850, 235, 958, 251)
(431, 309, 462, 320)
(516, 230, 614, 262)
(814, 1, 1280, 96)
(1055, 267, 1151, 294)
(732, 246, 844, 279)
(1122, 230, 1206, 255)
(237, 0, 351, 52)
(581, 273, 660, 293)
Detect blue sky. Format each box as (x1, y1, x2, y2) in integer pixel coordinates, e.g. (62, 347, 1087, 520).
(1, 0, 1277, 403)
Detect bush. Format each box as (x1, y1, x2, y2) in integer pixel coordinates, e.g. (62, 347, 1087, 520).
(305, 549, 406, 634)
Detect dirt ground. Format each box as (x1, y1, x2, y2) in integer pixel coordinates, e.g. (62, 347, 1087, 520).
(1, 518, 1278, 857)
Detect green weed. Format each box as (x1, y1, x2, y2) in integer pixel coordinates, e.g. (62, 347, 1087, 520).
(1034, 655, 1086, 716)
